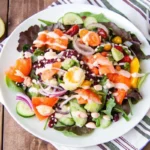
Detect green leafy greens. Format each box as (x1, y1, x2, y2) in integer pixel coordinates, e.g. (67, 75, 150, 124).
(38, 19, 54, 26)
(79, 12, 110, 22)
(102, 97, 116, 118)
(54, 126, 94, 136)
(114, 105, 130, 121)
(5, 76, 24, 93)
(17, 25, 40, 52)
(92, 116, 101, 127)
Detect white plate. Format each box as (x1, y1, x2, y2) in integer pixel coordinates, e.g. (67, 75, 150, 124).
(0, 4, 150, 148)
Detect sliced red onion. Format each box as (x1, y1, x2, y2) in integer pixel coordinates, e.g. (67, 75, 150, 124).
(38, 89, 49, 96)
(49, 90, 67, 97)
(39, 88, 67, 97)
(87, 23, 109, 35)
(16, 93, 33, 110)
(73, 36, 95, 56)
(124, 41, 133, 47)
(39, 82, 63, 91)
(55, 108, 69, 115)
(60, 95, 77, 108)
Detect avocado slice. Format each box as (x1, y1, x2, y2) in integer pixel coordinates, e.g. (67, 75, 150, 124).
(58, 114, 75, 126)
(70, 99, 87, 127)
(111, 47, 124, 61)
(84, 102, 102, 112)
(62, 58, 79, 70)
(27, 84, 40, 98)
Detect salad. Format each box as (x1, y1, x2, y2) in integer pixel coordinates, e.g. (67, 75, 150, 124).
(5, 12, 150, 136)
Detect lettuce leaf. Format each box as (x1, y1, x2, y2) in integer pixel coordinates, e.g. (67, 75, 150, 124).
(5, 76, 24, 93)
(127, 88, 142, 104)
(113, 104, 130, 121)
(17, 23, 66, 52)
(92, 116, 101, 127)
(54, 126, 94, 136)
(79, 12, 110, 22)
(102, 97, 116, 118)
(103, 22, 132, 41)
(38, 19, 54, 26)
(17, 25, 40, 52)
(103, 22, 150, 59)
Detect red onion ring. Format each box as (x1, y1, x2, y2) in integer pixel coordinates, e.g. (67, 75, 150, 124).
(55, 108, 69, 115)
(73, 36, 95, 56)
(87, 23, 109, 35)
(16, 93, 33, 110)
(49, 90, 67, 97)
(60, 95, 77, 107)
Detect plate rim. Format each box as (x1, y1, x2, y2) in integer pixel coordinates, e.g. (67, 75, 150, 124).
(0, 4, 150, 147)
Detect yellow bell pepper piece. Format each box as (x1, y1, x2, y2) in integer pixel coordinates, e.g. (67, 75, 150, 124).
(130, 57, 140, 88)
(81, 80, 92, 89)
(131, 78, 139, 88)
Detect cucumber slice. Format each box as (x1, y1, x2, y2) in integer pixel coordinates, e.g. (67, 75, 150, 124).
(0, 18, 5, 38)
(16, 101, 35, 118)
(70, 99, 87, 127)
(84, 102, 101, 112)
(111, 47, 124, 61)
(59, 114, 75, 126)
(84, 16, 97, 28)
(100, 116, 111, 128)
(63, 12, 83, 25)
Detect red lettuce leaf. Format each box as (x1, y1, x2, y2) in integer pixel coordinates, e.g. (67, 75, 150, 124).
(17, 25, 40, 52)
(103, 22, 150, 59)
(127, 88, 142, 101)
(54, 126, 93, 136)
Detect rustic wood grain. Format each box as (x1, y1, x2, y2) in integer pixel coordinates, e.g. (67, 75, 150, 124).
(0, 0, 8, 149)
(1, 0, 150, 149)
(3, 0, 57, 150)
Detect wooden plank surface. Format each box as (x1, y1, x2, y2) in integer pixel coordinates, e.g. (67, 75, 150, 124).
(0, 0, 8, 150)
(3, 0, 57, 150)
(0, 0, 150, 149)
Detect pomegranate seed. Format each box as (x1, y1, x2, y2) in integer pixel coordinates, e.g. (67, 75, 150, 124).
(48, 113, 57, 128)
(97, 28, 107, 39)
(120, 55, 131, 63)
(66, 25, 79, 36)
(114, 45, 123, 52)
(82, 16, 86, 20)
(113, 113, 119, 122)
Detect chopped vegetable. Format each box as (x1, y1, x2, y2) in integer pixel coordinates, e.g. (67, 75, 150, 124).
(114, 105, 130, 121)
(63, 12, 83, 25)
(5, 58, 32, 83)
(16, 101, 35, 118)
(38, 19, 54, 26)
(102, 97, 116, 118)
(32, 97, 58, 120)
(5, 76, 24, 93)
(112, 36, 122, 44)
(111, 47, 124, 61)
(130, 57, 140, 88)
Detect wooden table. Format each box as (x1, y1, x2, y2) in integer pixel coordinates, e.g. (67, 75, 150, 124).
(0, 0, 149, 149)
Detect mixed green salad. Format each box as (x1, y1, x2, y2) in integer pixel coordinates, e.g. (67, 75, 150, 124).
(5, 12, 150, 136)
